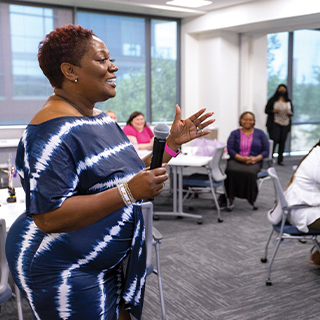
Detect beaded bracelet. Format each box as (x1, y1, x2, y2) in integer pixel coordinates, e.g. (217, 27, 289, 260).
(123, 182, 136, 203)
(117, 182, 136, 206)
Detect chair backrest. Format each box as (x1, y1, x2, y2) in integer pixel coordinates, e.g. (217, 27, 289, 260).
(267, 167, 288, 225)
(141, 202, 153, 269)
(0, 218, 10, 295)
(268, 139, 274, 159)
(208, 145, 227, 182)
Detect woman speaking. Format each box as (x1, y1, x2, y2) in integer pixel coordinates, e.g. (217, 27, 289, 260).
(5, 24, 215, 320)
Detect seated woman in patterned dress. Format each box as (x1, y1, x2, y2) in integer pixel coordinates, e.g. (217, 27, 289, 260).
(5, 24, 215, 320)
(224, 111, 269, 208)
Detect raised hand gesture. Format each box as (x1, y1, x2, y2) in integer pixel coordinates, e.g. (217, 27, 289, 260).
(167, 104, 215, 149)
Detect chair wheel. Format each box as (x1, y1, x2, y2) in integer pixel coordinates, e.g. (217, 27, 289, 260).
(197, 219, 202, 225)
(253, 206, 258, 210)
(153, 215, 159, 221)
(266, 279, 272, 286)
(261, 257, 267, 263)
(218, 218, 223, 223)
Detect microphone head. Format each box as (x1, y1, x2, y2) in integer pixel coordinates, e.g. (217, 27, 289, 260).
(153, 123, 170, 140)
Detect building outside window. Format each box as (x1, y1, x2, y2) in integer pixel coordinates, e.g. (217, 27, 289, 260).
(78, 12, 179, 124)
(267, 32, 288, 97)
(291, 30, 320, 153)
(0, 2, 179, 125)
(151, 19, 177, 123)
(77, 12, 147, 124)
(0, 2, 71, 125)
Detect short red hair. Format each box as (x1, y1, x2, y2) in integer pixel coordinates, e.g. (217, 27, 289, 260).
(38, 24, 95, 88)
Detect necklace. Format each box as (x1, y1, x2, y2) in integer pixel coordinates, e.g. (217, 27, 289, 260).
(54, 93, 88, 117)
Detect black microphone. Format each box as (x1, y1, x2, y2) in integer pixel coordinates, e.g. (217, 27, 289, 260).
(150, 123, 170, 170)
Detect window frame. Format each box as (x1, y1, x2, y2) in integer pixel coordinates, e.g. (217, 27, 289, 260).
(0, 0, 181, 126)
(267, 30, 320, 155)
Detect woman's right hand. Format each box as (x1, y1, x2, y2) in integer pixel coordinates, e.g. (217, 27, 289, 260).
(32, 167, 168, 234)
(128, 167, 169, 200)
(235, 154, 249, 163)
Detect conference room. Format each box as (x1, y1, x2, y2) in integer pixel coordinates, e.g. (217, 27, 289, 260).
(1, 0, 320, 319)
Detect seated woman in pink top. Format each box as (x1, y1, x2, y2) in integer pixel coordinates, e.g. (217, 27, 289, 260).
(123, 112, 154, 150)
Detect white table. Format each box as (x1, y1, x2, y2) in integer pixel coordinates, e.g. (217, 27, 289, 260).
(0, 187, 25, 231)
(155, 154, 213, 223)
(137, 149, 151, 159)
(0, 139, 20, 148)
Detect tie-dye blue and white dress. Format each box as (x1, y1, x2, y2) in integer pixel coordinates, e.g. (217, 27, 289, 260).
(5, 112, 147, 320)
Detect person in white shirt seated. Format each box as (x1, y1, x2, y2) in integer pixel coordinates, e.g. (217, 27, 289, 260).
(285, 140, 320, 264)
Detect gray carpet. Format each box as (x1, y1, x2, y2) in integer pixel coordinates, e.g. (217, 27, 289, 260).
(3, 156, 320, 320)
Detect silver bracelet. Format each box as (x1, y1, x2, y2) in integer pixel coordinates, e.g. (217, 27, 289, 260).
(117, 182, 136, 206)
(123, 182, 136, 203)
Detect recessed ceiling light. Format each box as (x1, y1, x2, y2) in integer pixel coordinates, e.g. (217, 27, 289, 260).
(166, 0, 212, 8)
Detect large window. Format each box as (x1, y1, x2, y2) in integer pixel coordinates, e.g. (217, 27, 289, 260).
(77, 12, 147, 124)
(0, 2, 180, 125)
(267, 32, 288, 97)
(291, 30, 320, 152)
(77, 12, 179, 124)
(151, 20, 177, 123)
(267, 30, 320, 154)
(0, 2, 72, 125)
(10, 5, 68, 98)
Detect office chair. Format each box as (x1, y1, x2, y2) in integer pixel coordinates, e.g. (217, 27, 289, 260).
(261, 167, 320, 286)
(182, 144, 230, 223)
(0, 219, 23, 319)
(253, 139, 274, 210)
(141, 202, 166, 320)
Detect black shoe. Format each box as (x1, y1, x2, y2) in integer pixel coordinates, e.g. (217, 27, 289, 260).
(218, 194, 227, 207)
(278, 162, 284, 166)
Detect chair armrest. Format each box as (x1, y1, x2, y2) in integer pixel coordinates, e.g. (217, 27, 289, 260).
(287, 204, 313, 211)
(152, 227, 163, 241)
(267, 159, 274, 168)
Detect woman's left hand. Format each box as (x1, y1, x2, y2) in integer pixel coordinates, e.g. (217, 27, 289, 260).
(246, 155, 262, 164)
(167, 104, 215, 149)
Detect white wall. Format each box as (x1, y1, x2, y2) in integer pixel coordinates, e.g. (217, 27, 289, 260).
(182, 28, 261, 144)
(181, 0, 320, 143)
(182, 0, 320, 35)
(239, 34, 268, 130)
(187, 30, 240, 144)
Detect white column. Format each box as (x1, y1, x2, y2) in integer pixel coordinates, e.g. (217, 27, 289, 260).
(239, 34, 268, 131)
(182, 30, 240, 143)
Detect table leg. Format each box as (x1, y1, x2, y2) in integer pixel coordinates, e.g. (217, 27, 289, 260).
(154, 165, 203, 223)
(173, 166, 177, 213)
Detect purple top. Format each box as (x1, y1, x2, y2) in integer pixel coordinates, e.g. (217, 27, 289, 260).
(239, 129, 253, 157)
(227, 127, 269, 167)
